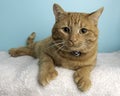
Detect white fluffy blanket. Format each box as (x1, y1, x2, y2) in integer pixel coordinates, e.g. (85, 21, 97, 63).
(0, 51, 120, 96)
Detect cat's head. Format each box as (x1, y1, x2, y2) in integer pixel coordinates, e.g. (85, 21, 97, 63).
(52, 4, 103, 53)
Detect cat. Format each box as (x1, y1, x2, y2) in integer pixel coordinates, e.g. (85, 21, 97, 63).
(9, 3, 104, 92)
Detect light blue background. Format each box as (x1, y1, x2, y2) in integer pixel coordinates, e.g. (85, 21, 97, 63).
(0, 0, 120, 52)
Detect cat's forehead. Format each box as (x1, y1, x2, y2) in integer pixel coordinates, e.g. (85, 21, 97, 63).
(65, 12, 89, 26)
(67, 12, 87, 17)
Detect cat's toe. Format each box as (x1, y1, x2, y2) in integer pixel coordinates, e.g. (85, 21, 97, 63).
(38, 69, 58, 86)
(9, 48, 18, 57)
(73, 72, 91, 92)
(77, 78, 91, 92)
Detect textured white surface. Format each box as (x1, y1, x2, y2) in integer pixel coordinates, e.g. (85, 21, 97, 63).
(0, 51, 120, 96)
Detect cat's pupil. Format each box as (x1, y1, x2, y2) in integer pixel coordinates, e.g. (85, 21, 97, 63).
(81, 28, 87, 34)
(63, 27, 70, 33)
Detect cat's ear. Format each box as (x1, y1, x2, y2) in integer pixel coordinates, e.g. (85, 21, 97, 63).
(53, 3, 65, 21)
(88, 7, 104, 24)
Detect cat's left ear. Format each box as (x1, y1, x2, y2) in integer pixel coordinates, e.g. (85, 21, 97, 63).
(88, 7, 104, 24)
(53, 3, 66, 21)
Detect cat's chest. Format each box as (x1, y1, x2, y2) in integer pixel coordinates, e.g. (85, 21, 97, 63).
(49, 50, 90, 70)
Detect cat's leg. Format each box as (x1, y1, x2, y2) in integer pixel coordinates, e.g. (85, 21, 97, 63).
(73, 66, 94, 92)
(9, 47, 36, 57)
(9, 32, 36, 57)
(38, 53, 58, 86)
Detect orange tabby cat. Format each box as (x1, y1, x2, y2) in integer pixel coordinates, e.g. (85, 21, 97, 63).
(9, 4, 104, 92)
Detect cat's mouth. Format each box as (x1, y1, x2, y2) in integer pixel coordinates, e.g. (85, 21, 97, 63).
(52, 40, 87, 54)
(54, 43, 86, 56)
(64, 45, 82, 52)
(70, 51, 81, 56)
(63, 45, 88, 55)
(63, 46, 85, 56)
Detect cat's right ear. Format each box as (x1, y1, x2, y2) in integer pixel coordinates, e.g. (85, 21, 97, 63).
(88, 7, 104, 25)
(53, 3, 65, 21)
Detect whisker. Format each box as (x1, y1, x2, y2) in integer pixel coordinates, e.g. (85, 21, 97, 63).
(60, 47, 70, 52)
(47, 41, 65, 49)
(53, 40, 64, 43)
(56, 45, 65, 52)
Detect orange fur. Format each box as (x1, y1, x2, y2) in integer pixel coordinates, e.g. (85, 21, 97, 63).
(9, 4, 103, 92)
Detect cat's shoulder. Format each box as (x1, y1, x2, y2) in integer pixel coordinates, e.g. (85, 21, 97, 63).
(36, 36, 52, 47)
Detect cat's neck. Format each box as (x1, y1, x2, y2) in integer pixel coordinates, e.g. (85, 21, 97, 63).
(57, 45, 97, 61)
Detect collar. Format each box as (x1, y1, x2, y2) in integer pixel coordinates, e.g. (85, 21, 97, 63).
(70, 51, 81, 57)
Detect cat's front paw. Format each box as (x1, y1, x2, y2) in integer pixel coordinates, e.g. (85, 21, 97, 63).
(38, 68, 58, 86)
(9, 48, 19, 57)
(73, 71, 91, 92)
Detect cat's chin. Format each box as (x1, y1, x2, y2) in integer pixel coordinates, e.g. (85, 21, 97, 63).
(63, 46, 90, 54)
(66, 46, 80, 50)
(63, 46, 82, 53)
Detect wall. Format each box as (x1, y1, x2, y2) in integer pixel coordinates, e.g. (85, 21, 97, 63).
(0, 0, 120, 52)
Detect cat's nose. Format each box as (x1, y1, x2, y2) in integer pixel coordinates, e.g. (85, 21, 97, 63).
(68, 40, 74, 46)
(69, 35, 78, 43)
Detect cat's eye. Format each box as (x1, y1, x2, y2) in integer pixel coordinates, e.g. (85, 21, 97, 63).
(80, 28, 88, 34)
(62, 27, 70, 33)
